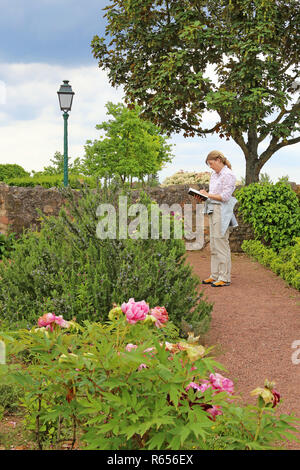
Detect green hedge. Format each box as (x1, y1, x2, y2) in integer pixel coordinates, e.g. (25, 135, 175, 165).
(242, 238, 300, 291)
(6, 174, 98, 189)
(235, 182, 300, 252)
(0, 164, 30, 182)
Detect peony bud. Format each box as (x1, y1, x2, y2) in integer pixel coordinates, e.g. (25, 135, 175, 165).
(108, 306, 123, 320)
(58, 353, 78, 364)
(185, 344, 205, 362)
(250, 387, 274, 405)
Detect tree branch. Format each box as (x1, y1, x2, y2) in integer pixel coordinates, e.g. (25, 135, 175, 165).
(281, 59, 297, 75)
(258, 109, 287, 143)
(217, 107, 249, 156)
(257, 133, 300, 171)
(258, 101, 300, 143)
(232, 133, 248, 157)
(166, 0, 171, 24)
(257, 135, 280, 170)
(273, 135, 300, 151)
(170, 120, 220, 136)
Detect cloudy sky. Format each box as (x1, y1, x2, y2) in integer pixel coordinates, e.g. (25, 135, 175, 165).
(0, 0, 299, 183)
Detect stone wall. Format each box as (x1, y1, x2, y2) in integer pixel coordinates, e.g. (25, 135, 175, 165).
(0, 182, 260, 252)
(0, 184, 67, 236)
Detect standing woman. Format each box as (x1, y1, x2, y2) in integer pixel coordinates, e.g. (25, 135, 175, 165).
(197, 150, 238, 287)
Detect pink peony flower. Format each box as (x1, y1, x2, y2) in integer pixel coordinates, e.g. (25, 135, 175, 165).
(37, 313, 69, 331)
(150, 306, 169, 328)
(38, 313, 56, 328)
(54, 315, 70, 328)
(143, 347, 157, 358)
(125, 343, 138, 352)
(121, 298, 135, 315)
(186, 380, 211, 393)
(207, 405, 223, 419)
(185, 382, 203, 392)
(198, 381, 212, 393)
(138, 363, 147, 371)
(209, 373, 234, 395)
(143, 347, 156, 353)
(121, 298, 149, 324)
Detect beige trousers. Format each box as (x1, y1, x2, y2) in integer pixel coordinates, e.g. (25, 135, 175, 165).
(209, 205, 231, 283)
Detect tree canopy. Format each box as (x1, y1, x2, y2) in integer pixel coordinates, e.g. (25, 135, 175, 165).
(92, 0, 300, 183)
(81, 102, 173, 184)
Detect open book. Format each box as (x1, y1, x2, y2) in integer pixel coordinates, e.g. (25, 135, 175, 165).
(188, 187, 208, 200)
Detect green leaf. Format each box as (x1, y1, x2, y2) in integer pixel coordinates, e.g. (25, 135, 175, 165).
(147, 432, 166, 450)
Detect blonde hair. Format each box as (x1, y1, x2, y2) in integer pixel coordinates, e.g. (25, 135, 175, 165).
(205, 150, 232, 170)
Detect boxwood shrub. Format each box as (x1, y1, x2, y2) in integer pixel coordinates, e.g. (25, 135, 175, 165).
(235, 182, 300, 252)
(242, 238, 300, 291)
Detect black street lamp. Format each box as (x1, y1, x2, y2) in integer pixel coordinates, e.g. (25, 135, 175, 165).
(57, 80, 75, 186)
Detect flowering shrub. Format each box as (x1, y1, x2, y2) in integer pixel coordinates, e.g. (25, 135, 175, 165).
(161, 170, 241, 187)
(161, 170, 212, 186)
(2, 303, 299, 450)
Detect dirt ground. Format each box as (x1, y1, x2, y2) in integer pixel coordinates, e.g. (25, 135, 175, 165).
(185, 245, 300, 449)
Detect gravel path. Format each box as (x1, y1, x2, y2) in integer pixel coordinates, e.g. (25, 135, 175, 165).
(185, 246, 300, 449)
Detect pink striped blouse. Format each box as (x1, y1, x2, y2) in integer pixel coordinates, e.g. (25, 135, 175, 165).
(209, 165, 236, 202)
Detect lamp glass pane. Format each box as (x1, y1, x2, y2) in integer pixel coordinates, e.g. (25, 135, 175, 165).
(58, 93, 73, 111)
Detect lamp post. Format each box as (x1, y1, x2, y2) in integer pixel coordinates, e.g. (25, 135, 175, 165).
(57, 80, 75, 186)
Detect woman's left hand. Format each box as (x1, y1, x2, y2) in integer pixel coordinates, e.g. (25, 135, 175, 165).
(199, 189, 209, 197)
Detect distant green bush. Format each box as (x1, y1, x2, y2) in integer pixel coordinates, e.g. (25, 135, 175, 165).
(236, 182, 300, 252)
(6, 174, 97, 189)
(0, 164, 29, 182)
(242, 238, 300, 291)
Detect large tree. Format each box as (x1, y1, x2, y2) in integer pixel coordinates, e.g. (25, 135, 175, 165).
(91, 0, 300, 184)
(82, 102, 173, 184)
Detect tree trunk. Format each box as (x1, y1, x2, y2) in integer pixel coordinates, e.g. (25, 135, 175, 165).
(244, 123, 261, 184)
(245, 155, 261, 185)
